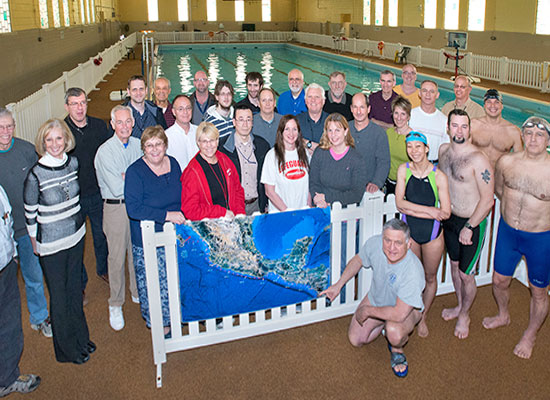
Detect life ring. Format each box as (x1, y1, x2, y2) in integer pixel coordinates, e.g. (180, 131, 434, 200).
(93, 57, 103, 66)
(377, 41, 384, 55)
(208, 31, 214, 38)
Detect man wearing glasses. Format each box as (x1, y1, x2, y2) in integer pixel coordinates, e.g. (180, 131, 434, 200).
(219, 105, 270, 215)
(394, 64, 421, 109)
(441, 75, 485, 119)
(64, 88, 110, 289)
(190, 70, 216, 125)
(165, 95, 198, 171)
(277, 69, 307, 116)
(482, 117, 550, 359)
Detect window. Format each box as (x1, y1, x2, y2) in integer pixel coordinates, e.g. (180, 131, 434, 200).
(468, 0, 485, 31)
(207, 0, 216, 22)
(148, 0, 159, 22)
(178, 0, 189, 21)
(261, 0, 271, 22)
(80, 0, 85, 23)
(0, 0, 11, 33)
(39, 0, 49, 28)
(52, 0, 61, 27)
(235, 0, 244, 21)
(85, 0, 90, 24)
(424, 0, 437, 29)
(536, 0, 550, 34)
(374, 0, 383, 25)
(363, 0, 371, 25)
(388, 0, 398, 27)
(62, 0, 70, 26)
(444, 0, 459, 30)
(91, 0, 95, 22)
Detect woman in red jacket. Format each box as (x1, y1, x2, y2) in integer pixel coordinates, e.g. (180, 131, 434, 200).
(181, 122, 245, 220)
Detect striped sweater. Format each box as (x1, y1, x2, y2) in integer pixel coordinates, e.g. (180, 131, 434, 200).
(23, 155, 85, 256)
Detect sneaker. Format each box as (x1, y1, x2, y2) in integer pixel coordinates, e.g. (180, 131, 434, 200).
(131, 295, 139, 304)
(0, 374, 41, 397)
(30, 318, 52, 338)
(109, 306, 124, 331)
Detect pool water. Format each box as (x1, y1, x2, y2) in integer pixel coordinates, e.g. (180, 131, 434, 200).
(157, 44, 548, 127)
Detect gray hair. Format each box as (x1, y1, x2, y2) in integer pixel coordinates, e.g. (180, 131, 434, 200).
(64, 87, 87, 104)
(382, 218, 410, 241)
(305, 83, 326, 100)
(380, 69, 396, 81)
(0, 107, 14, 122)
(522, 116, 550, 136)
(154, 76, 171, 88)
(110, 105, 134, 124)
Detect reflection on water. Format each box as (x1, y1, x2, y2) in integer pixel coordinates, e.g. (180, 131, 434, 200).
(177, 55, 193, 94)
(207, 53, 220, 91)
(234, 53, 248, 98)
(261, 52, 274, 89)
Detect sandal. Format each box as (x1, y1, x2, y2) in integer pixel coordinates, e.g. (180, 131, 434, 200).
(388, 343, 408, 378)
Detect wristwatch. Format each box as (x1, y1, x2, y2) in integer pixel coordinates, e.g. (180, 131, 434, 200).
(464, 222, 474, 230)
(307, 141, 312, 149)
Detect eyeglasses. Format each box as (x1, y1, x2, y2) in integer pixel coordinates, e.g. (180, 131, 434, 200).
(68, 101, 87, 107)
(194, 78, 208, 82)
(198, 138, 217, 145)
(0, 124, 15, 131)
(174, 106, 192, 112)
(523, 121, 550, 134)
(144, 142, 165, 150)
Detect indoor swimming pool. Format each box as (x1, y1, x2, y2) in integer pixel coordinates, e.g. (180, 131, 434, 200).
(156, 43, 549, 127)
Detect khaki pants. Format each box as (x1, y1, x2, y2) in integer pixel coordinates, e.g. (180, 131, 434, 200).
(103, 202, 137, 307)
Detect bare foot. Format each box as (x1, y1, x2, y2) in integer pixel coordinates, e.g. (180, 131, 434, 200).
(442, 306, 460, 321)
(454, 314, 470, 339)
(513, 334, 535, 359)
(417, 320, 429, 338)
(482, 314, 510, 330)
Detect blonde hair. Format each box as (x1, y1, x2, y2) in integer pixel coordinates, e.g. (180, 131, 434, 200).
(195, 121, 220, 144)
(319, 113, 354, 150)
(35, 118, 75, 156)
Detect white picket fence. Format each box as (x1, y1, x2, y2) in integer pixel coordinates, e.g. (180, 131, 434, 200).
(146, 30, 550, 93)
(141, 192, 526, 388)
(5, 33, 138, 143)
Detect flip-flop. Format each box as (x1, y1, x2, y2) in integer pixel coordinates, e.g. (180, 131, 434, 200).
(388, 343, 408, 378)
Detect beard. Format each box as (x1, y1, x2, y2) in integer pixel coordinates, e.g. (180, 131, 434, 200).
(452, 136, 465, 144)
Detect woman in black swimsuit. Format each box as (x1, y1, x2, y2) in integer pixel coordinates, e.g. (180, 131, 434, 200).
(395, 132, 451, 338)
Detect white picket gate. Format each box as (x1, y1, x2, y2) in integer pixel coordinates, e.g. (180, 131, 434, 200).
(141, 192, 525, 388)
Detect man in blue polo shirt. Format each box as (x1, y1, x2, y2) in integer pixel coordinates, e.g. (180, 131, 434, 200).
(297, 83, 328, 156)
(277, 69, 307, 116)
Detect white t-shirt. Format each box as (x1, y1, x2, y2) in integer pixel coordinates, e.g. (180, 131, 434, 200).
(165, 122, 199, 172)
(409, 107, 449, 161)
(260, 148, 309, 213)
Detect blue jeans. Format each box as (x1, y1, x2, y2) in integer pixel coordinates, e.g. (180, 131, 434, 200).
(15, 235, 49, 326)
(80, 192, 108, 278)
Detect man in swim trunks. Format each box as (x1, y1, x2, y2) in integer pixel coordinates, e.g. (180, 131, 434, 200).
(482, 116, 550, 359)
(438, 109, 494, 339)
(320, 219, 425, 378)
(470, 89, 523, 170)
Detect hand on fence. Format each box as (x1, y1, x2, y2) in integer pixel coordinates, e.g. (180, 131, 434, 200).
(166, 211, 186, 224)
(319, 284, 341, 302)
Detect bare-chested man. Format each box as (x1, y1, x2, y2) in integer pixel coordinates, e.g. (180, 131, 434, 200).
(482, 116, 550, 359)
(470, 89, 522, 169)
(438, 109, 494, 339)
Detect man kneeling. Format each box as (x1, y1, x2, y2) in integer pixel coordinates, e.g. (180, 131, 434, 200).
(321, 219, 425, 377)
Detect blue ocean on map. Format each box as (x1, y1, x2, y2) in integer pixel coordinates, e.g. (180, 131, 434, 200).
(175, 208, 331, 322)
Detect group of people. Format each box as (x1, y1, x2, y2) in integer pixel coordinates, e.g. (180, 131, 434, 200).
(0, 61, 549, 397)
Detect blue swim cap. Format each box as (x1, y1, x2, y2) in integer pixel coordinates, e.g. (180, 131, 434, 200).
(406, 131, 428, 146)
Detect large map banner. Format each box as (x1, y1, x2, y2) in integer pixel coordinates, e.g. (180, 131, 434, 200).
(175, 208, 331, 322)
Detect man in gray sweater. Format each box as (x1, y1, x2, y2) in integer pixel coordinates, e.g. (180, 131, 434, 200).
(349, 93, 390, 193)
